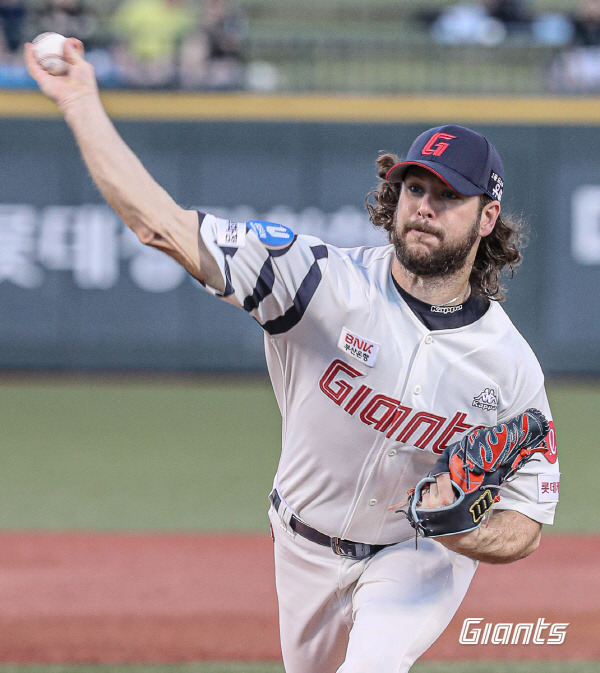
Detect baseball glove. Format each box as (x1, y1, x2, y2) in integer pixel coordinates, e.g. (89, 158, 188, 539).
(400, 408, 550, 538)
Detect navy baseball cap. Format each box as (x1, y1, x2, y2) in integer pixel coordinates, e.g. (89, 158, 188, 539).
(386, 125, 504, 202)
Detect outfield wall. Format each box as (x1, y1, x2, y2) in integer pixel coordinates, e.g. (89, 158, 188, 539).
(1, 92, 599, 374)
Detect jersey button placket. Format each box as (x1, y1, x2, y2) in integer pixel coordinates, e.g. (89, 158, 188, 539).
(411, 336, 433, 396)
(401, 335, 429, 405)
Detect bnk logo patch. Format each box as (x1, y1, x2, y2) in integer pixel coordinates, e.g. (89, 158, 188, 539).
(337, 327, 380, 368)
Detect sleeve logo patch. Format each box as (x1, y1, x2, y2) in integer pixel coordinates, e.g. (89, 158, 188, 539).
(542, 420, 558, 464)
(216, 220, 246, 248)
(537, 474, 560, 502)
(247, 220, 294, 247)
(337, 327, 380, 367)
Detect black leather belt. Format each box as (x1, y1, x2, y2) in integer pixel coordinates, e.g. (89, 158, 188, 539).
(269, 489, 390, 560)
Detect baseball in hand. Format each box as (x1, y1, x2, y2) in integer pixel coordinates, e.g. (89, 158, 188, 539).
(32, 32, 68, 75)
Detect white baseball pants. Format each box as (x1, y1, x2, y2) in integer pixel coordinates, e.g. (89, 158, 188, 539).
(269, 505, 477, 673)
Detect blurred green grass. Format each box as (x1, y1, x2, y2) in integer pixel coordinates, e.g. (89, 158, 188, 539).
(0, 376, 595, 533)
(0, 376, 281, 531)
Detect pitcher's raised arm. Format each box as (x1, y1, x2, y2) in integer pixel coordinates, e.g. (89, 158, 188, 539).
(24, 37, 224, 292)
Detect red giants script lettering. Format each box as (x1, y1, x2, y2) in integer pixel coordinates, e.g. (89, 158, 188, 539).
(318, 358, 481, 454)
(421, 132, 457, 157)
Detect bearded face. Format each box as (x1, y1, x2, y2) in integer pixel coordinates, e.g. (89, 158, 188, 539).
(391, 206, 482, 278)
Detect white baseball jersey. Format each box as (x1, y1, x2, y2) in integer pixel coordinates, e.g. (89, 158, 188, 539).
(198, 212, 560, 546)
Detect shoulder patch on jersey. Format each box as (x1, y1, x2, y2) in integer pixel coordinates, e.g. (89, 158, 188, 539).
(537, 473, 560, 502)
(216, 220, 246, 248)
(337, 327, 380, 368)
(247, 220, 294, 248)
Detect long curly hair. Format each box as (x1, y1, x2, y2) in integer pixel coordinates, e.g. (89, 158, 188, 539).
(365, 152, 526, 301)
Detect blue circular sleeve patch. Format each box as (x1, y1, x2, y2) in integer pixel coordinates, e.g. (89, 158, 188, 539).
(247, 220, 295, 247)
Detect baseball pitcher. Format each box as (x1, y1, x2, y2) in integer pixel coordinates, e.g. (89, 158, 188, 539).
(25, 39, 560, 673)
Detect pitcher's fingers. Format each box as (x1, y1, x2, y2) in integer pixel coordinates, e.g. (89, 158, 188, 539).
(63, 38, 84, 63)
(420, 482, 436, 507)
(434, 473, 455, 505)
(24, 42, 54, 83)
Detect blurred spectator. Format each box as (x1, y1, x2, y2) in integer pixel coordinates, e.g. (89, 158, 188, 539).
(179, 0, 246, 89)
(572, 0, 600, 45)
(111, 0, 196, 88)
(431, 0, 537, 45)
(485, 0, 532, 33)
(548, 0, 600, 91)
(204, 0, 245, 61)
(0, 0, 26, 61)
(531, 13, 574, 46)
(32, 0, 99, 47)
(431, 3, 507, 46)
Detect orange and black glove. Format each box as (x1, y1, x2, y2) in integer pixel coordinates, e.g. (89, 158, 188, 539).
(401, 408, 551, 538)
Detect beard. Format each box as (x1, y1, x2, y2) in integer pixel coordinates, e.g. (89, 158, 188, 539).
(391, 216, 480, 278)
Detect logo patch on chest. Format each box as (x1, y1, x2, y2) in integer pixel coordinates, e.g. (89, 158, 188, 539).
(337, 327, 380, 368)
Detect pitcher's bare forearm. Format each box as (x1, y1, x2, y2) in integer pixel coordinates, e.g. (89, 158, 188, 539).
(64, 99, 224, 289)
(436, 509, 542, 564)
(66, 99, 192, 239)
(422, 474, 542, 564)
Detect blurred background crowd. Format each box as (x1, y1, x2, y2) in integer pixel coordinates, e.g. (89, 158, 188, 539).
(1, 0, 600, 93)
